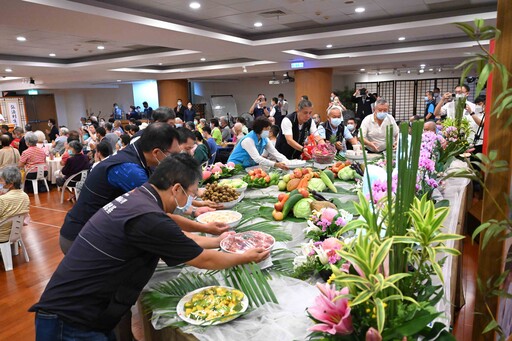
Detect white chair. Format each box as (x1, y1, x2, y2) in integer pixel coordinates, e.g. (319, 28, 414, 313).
(22, 164, 49, 195)
(60, 170, 88, 204)
(0, 214, 29, 271)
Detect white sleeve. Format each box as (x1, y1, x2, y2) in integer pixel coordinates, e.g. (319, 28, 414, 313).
(240, 138, 275, 167)
(441, 103, 449, 116)
(310, 120, 320, 137)
(265, 140, 288, 162)
(281, 117, 293, 136)
(360, 117, 369, 138)
(269, 107, 276, 117)
(317, 124, 326, 139)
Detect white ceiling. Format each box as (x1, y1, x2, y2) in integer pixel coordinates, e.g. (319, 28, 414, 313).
(0, 0, 497, 90)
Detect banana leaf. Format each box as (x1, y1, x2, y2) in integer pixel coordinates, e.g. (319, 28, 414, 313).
(236, 219, 292, 241)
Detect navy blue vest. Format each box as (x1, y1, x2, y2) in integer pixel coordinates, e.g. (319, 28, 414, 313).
(275, 112, 312, 159)
(60, 142, 151, 241)
(320, 121, 345, 143)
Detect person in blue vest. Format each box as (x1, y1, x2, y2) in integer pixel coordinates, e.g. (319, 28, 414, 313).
(31, 154, 270, 341)
(228, 116, 289, 170)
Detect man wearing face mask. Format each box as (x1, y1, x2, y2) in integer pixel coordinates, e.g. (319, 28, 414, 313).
(360, 99, 398, 153)
(312, 114, 321, 126)
(433, 87, 441, 105)
(423, 91, 436, 121)
(467, 95, 485, 152)
(112, 103, 122, 120)
(228, 117, 289, 169)
(434, 84, 475, 121)
(31, 154, 269, 341)
(0, 166, 29, 247)
(174, 99, 185, 120)
(184, 102, 196, 123)
(317, 106, 358, 152)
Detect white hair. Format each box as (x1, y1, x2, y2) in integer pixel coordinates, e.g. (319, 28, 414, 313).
(327, 105, 343, 116)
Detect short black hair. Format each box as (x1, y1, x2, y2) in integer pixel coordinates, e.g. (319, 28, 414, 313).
(96, 127, 106, 137)
(68, 130, 80, 142)
(149, 153, 201, 191)
(1, 134, 10, 147)
(68, 140, 83, 153)
(143, 101, 148, 106)
(252, 116, 271, 134)
(131, 125, 140, 133)
(278, 93, 284, 98)
(194, 130, 204, 143)
(272, 97, 278, 104)
(1, 125, 9, 131)
(124, 124, 132, 132)
(25, 124, 32, 132)
(210, 118, 219, 127)
(434, 87, 440, 92)
(236, 117, 246, 125)
(139, 122, 180, 153)
(96, 140, 113, 158)
(202, 126, 212, 135)
(152, 107, 176, 122)
(48, 118, 56, 125)
(301, 95, 309, 100)
(185, 121, 195, 130)
(474, 95, 486, 104)
(176, 126, 196, 144)
(120, 134, 131, 146)
(270, 125, 280, 137)
(462, 84, 471, 93)
(105, 122, 113, 131)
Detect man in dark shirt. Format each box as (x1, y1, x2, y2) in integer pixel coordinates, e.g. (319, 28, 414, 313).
(31, 154, 269, 341)
(351, 88, 376, 121)
(143, 101, 153, 120)
(46, 119, 60, 142)
(174, 99, 185, 120)
(1, 125, 12, 141)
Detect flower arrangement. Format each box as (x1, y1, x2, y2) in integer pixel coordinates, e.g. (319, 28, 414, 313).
(306, 208, 354, 241)
(293, 238, 347, 281)
(201, 162, 243, 183)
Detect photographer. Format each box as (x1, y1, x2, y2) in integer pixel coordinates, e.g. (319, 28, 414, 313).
(433, 85, 475, 121)
(351, 88, 376, 120)
(249, 94, 270, 119)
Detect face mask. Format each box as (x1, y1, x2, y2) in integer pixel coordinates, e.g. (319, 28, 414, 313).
(475, 105, 483, 114)
(115, 106, 118, 109)
(424, 96, 429, 102)
(330, 96, 334, 101)
(455, 93, 464, 99)
(261, 130, 270, 139)
(176, 124, 182, 128)
(187, 106, 192, 110)
(433, 93, 439, 98)
(347, 124, 355, 132)
(48, 123, 52, 127)
(194, 120, 198, 125)
(330, 118, 342, 127)
(376, 112, 388, 120)
(0, 184, 8, 194)
(177, 101, 182, 106)
(174, 186, 193, 214)
(83, 134, 89, 140)
(68, 149, 74, 156)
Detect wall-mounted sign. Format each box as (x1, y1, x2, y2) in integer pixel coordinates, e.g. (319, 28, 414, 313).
(290, 61, 304, 69)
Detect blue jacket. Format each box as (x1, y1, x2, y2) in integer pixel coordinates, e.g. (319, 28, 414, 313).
(228, 130, 268, 167)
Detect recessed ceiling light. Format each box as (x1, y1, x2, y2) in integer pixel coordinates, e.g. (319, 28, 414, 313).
(360, 68, 365, 71)
(49, 53, 56, 57)
(326, 44, 333, 48)
(158, 63, 163, 65)
(355, 7, 365, 13)
(407, 70, 411, 74)
(5, 68, 12, 72)
(428, 68, 433, 71)
(200, 57, 206, 61)
(243, 66, 247, 73)
(398, 37, 406, 41)
(189, 2, 201, 9)
(97, 45, 105, 50)
(16, 36, 26, 42)
(420, 64, 426, 68)
(116, 80, 121, 82)
(419, 69, 425, 73)
(254, 22, 263, 27)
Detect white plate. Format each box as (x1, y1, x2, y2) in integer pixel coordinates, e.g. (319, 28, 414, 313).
(284, 160, 307, 169)
(220, 231, 275, 254)
(196, 210, 243, 228)
(344, 153, 382, 161)
(219, 179, 248, 193)
(218, 192, 244, 209)
(177, 286, 249, 326)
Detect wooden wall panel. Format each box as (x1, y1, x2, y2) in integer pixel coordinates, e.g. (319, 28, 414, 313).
(157, 79, 189, 109)
(294, 68, 333, 121)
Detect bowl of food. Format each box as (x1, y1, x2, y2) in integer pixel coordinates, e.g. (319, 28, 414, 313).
(312, 143, 337, 164)
(220, 231, 275, 254)
(177, 286, 248, 326)
(218, 178, 248, 193)
(196, 210, 243, 228)
(201, 182, 241, 208)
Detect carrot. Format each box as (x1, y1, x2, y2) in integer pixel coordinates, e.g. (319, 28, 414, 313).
(297, 173, 312, 189)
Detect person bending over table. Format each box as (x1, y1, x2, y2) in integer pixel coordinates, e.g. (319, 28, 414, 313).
(228, 117, 289, 170)
(275, 99, 325, 159)
(360, 98, 398, 153)
(31, 154, 270, 341)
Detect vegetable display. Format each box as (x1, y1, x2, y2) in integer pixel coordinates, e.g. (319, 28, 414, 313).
(202, 162, 243, 183)
(293, 198, 314, 218)
(242, 168, 280, 188)
(326, 160, 352, 178)
(183, 286, 245, 322)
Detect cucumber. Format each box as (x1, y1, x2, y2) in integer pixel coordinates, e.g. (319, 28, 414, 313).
(320, 170, 337, 193)
(282, 193, 303, 218)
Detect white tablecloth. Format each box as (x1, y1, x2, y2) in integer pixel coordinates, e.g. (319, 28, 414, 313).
(46, 157, 62, 184)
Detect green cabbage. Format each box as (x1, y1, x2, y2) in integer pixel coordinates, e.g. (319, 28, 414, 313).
(338, 167, 356, 180)
(293, 198, 314, 218)
(307, 178, 327, 192)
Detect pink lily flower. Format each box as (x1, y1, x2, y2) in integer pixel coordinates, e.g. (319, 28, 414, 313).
(307, 283, 353, 335)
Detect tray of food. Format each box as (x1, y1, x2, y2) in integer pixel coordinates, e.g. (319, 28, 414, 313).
(177, 286, 248, 326)
(220, 231, 275, 254)
(196, 210, 243, 228)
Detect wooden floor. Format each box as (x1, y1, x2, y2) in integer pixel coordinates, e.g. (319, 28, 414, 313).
(0, 186, 478, 341)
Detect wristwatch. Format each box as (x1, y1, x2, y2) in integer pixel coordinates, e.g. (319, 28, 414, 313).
(470, 112, 475, 116)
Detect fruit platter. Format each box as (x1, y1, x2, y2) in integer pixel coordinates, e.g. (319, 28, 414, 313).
(242, 168, 280, 188)
(177, 286, 248, 325)
(220, 231, 275, 254)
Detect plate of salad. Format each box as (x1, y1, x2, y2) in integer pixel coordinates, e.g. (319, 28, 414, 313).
(177, 286, 248, 326)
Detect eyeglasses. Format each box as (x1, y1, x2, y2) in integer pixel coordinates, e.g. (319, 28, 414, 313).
(181, 185, 198, 199)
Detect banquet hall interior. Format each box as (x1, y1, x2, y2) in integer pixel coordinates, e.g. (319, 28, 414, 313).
(0, 0, 510, 340)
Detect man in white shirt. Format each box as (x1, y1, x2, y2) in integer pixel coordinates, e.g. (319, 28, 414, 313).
(278, 93, 288, 115)
(275, 99, 325, 159)
(360, 98, 399, 152)
(434, 84, 475, 121)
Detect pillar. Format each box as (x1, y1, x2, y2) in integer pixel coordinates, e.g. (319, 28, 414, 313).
(157, 79, 188, 109)
(294, 68, 333, 121)
(472, 0, 512, 338)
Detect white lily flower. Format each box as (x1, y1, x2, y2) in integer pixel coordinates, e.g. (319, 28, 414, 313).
(305, 220, 321, 234)
(293, 256, 308, 270)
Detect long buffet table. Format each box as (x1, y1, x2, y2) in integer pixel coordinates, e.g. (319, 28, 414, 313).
(138, 161, 470, 341)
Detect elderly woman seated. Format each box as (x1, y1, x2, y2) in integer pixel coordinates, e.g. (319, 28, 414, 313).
(55, 140, 90, 187)
(0, 166, 30, 242)
(19, 132, 48, 187)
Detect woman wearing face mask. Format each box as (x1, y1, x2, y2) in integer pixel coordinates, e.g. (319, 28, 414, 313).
(317, 106, 358, 152)
(0, 166, 29, 244)
(227, 117, 289, 170)
(55, 140, 90, 188)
